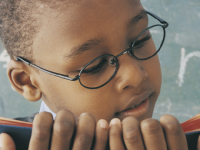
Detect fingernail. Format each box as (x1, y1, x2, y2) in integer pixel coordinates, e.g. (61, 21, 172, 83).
(80, 112, 88, 116)
(78, 113, 88, 120)
(99, 119, 108, 129)
(110, 118, 120, 126)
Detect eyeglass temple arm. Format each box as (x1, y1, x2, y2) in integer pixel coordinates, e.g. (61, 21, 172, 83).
(16, 56, 79, 81)
(146, 11, 169, 28)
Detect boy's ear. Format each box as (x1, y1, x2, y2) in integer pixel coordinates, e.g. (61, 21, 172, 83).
(7, 59, 42, 102)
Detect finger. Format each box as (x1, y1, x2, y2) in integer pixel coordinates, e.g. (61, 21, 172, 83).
(198, 135, 200, 150)
(109, 118, 125, 150)
(122, 117, 145, 150)
(160, 115, 188, 150)
(141, 118, 167, 150)
(0, 133, 16, 150)
(50, 110, 75, 150)
(28, 112, 53, 150)
(93, 119, 109, 150)
(72, 113, 96, 150)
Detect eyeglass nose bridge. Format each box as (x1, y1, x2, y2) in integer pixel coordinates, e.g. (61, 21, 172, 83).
(108, 57, 117, 67)
(108, 49, 129, 67)
(115, 46, 133, 59)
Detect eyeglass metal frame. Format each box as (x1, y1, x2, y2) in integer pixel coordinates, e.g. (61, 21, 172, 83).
(16, 11, 169, 89)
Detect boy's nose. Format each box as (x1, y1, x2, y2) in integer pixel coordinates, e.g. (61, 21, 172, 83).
(115, 55, 148, 92)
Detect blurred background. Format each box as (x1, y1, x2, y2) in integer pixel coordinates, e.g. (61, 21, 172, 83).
(0, 0, 200, 123)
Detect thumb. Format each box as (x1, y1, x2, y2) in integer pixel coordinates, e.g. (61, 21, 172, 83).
(0, 133, 16, 150)
(198, 135, 200, 150)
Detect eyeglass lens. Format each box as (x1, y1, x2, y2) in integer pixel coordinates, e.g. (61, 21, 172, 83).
(131, 25, 164, 59)
(79, 55, 117, 88)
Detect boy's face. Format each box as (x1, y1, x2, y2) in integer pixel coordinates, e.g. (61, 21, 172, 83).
(30, 0, 161, 122)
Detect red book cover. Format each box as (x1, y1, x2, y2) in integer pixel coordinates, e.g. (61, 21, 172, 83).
(0, 117, 32, 128)
(181, 113, 200, 133)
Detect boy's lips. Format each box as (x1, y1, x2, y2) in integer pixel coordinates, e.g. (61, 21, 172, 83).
(119, 97, 149, 117)
(115, 91, 153, 119)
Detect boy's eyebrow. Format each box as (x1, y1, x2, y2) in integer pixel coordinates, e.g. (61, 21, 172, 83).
(65, 38, 104, 59)
(127, 9, 147, 28)
(65, 10, 147, 59)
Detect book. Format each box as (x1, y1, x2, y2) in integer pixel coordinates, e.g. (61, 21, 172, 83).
(1, 115, 200, 150)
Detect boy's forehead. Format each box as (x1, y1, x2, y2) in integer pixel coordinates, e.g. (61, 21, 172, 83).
(46, 0, 142, 22)
(64, 0, 141, 7)
(33, 0, 143, 62)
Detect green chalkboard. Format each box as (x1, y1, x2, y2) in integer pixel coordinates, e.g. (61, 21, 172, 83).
(0, 0, 200, 123)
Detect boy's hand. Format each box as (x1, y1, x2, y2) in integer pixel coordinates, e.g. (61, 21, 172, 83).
(1, 113, 200, 150)
(0, 110, 109, 150)
(109, 115, 189, 150)
(28, 110, 109, 150)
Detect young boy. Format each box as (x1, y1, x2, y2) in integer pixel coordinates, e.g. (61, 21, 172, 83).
(0, 0, 196, 149)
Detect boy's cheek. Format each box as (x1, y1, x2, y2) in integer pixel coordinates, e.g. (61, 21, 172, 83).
(147, 56, 162, 91)
(40, 83, 115, 121)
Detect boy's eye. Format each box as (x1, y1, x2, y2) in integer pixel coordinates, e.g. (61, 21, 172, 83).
(81, 58, 107, 75)
(128, 30, 157, 59)
(132, 34, 152, 49)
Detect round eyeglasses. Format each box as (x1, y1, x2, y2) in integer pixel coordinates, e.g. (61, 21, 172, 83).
(16, 11, 168, 89)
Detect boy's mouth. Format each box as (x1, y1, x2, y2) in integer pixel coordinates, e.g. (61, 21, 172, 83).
(123, 99, 148, 111)
(122, 97, 149, 113)
(115, 92, 152, 119)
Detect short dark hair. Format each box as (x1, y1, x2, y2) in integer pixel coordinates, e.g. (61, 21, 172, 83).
(0, 0, 69, 62)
